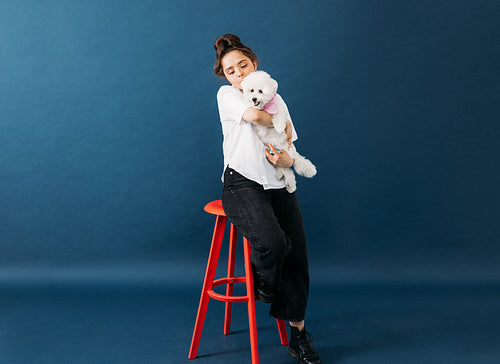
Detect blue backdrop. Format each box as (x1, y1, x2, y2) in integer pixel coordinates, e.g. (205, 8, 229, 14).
(1, 0, 499, 286)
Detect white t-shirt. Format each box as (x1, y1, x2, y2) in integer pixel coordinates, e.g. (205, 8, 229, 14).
(217, 85, 298, 189)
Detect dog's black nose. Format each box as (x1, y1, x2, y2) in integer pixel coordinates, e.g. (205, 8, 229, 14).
(252, 97, 257, 102)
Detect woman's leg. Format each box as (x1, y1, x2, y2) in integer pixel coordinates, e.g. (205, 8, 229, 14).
(269, 188, 310, 322)
(221, 168, 310, 322)
(269, 189, 321, 363)
(222, 168, 289, 288)
(290, 321, 305, 331)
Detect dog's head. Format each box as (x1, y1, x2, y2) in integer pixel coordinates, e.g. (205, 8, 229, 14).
(240, 71, 278, 110)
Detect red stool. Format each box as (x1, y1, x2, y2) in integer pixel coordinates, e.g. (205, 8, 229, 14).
(188, 200, 289, 363)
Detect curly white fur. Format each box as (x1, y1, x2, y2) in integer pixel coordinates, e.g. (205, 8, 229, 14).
(240, 70, 316, 193)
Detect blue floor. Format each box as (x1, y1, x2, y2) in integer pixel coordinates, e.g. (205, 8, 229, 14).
(1, 282, 499, 363)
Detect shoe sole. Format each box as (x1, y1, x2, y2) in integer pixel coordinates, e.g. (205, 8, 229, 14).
(288, 348, 321, 364)
(289, 348, 303, 362)
(257, 294, 275, 303)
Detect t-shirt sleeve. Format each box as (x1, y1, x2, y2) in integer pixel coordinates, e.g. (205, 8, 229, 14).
(217, 86, 249, 125)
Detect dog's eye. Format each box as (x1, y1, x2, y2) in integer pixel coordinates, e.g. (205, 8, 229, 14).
(250, 89, 254, 93)
(258, 90, 263, 94)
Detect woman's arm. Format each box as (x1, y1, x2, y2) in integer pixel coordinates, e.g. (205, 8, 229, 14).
(243, 108, 294, 144)
(242, 107, 274, 127)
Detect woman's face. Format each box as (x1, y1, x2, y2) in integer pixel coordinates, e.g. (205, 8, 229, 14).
(221, 50, 257, 90)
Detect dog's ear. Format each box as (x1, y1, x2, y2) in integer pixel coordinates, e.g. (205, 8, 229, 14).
(263, 77, 278, 95)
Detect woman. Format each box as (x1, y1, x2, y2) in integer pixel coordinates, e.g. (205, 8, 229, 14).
(214, 34, 321, 364)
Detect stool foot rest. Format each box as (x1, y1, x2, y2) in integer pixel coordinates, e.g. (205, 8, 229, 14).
(208, 277, 249, 302)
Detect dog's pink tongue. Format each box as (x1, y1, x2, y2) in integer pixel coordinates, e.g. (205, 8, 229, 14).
(263, 93, 278, 114)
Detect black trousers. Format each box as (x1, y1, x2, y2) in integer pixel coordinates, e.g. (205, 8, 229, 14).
(221, 167, 309, 322)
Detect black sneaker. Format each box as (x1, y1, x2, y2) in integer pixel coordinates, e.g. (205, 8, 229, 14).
(288, 326, 321, 364)
(252, 269, 275, 303)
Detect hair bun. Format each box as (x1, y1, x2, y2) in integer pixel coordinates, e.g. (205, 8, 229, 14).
(214, 34, 244, 53)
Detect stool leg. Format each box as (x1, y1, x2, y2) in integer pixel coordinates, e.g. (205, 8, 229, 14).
(224, 223, 237, 335)
(277, 319, 289, 345)
(243, 237, 259, 364)
(188, 215, 227, 359)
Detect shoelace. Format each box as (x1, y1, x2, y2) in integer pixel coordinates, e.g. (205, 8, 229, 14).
(296, 330, 317, 359)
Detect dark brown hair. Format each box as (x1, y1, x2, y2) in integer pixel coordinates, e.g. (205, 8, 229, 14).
(213, 34, 258, 78)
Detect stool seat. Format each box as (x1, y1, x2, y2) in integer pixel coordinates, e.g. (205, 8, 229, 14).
(204, 199, 226, 216)
(189, 200, 288, 364)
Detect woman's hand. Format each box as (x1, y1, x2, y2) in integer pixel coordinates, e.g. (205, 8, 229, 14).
(266, 144, 294, 168)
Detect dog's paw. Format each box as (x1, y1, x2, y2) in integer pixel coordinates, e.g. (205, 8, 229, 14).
(286, 182, 297, 193)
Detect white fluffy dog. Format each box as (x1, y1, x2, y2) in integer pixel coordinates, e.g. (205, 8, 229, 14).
(241, 70, 316, 193)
